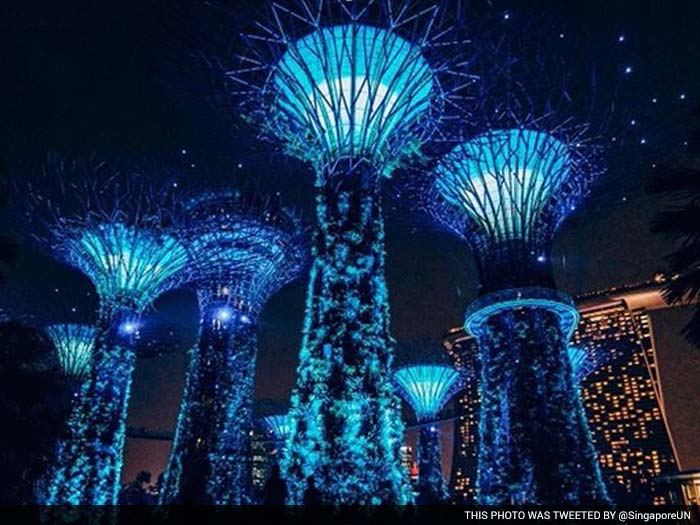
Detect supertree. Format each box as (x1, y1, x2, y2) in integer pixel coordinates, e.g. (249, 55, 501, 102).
(393, 364, 461, 504)
(413, 6, 652, 501)
(428, 121, 612, 503)
(263, 414, 292, 450)
(225, 0, 469, 503)
(427, 119, 612, 503)
(160, 190, 307, 505)
(15, 157, 189, 505)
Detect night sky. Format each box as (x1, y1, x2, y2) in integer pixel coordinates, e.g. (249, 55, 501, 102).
(1, 0, 699, 483)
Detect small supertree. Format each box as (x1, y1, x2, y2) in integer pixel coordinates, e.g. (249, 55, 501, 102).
(394, 364, 461, 504)
(44, 324, 96, 381)
(160, 190, 306, 505)
(263, 414, 292, 452)
(16, 157, 189, 505)
(226, 0, 469, 503)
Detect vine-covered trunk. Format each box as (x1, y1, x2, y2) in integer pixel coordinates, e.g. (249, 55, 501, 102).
(416, 426, 448, 504)
(284, 161, 409, 504)
(46, 307, 137, 505)
(475, 305, 608, 504)
(161, 304, 257, 505)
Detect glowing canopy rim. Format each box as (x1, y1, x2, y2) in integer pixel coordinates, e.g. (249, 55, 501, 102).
(464, 287, 579, 339)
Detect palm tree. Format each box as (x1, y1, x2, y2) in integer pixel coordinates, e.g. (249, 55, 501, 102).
(649, 112, 700, 347)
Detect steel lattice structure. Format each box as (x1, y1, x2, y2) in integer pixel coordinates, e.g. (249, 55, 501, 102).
(223, 0, 470, 504)
(17, 157, 189, 505)
(393, 359, 462, 505)
(160, 189, 307, 505)
(263, 414, 292, 445)
(409, 10, 639, 502)
(394, 365, 462, 422)
(44, 324, 96, 381)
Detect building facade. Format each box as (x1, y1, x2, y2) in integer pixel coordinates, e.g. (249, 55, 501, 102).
(445, 280, 680, 504)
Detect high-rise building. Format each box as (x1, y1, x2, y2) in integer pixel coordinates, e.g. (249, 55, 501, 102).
(445, 279, 680, 504)
(400, 446, 418, 483)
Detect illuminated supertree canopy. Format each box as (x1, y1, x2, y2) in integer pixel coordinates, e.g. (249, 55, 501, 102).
(432, 123, 599, 293)
(61, 222, 188, 312)
(394, 365, 462, 422)
(224, 0, 468, 504)
(271, 23, 435, 168)
(14, 157, 190, 505)
(393, 356, 462, 505)
(161, 190, 307, 505)
(44, 324, 96, 381)
(263, 414, 292, 445)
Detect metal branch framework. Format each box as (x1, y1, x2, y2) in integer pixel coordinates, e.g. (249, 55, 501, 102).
(230, 0, 472, 173)
(161, 189, 307, 505)
(224, 1, 472, 504)
(183, 190, 308, 316)
(60, 223, 188, 312)
(45, 324, 96, 381)
(263, 414, 292, 443)
(428, 120, 603, 293)
(17, 157, 191, 505)
(394, 364, 462, 421)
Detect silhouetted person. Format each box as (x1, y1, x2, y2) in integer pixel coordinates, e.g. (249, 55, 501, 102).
(119, 471, 154, 505)
(262, 463, 287, 506)
(302, 475, 322, 507)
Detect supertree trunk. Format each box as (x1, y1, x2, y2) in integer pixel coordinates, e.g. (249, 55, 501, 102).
(472, 292, 608, 504)
(284, 161, 409, 504)
(162, 304, 257, 505)
(416, 426, 448, 504)
(45, 306, 137, 505)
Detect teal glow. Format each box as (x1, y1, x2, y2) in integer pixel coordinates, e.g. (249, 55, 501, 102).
(263, 414, 291, 443)
(435, 129, 572, 241)
(568, 345, 595, 383)
(394, 365, 461, 421)
(45, 323, 96, 380)
(273, 24, 434, 164)
(465, 287, 580, 339)
(65, 222, 188, 310)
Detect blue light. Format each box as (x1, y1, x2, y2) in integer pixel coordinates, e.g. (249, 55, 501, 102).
(465, 287, 580, 339)
(239, 313, 252, 325)
(568, 345, 596, 383)
(45, 324, 96, 379)
(273, 24, 434, 164)
(120, 320, 139, 335)
(215, 306, 233, 322)
(263, 414, 291, 443)
(394, 365, 462, 421)
(624, 66, 632, 74)
(435, 129, 572, 242)
(618, 34, 626, 42)
(65, 222, 188, 311)
(537, 254, 546, 263)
